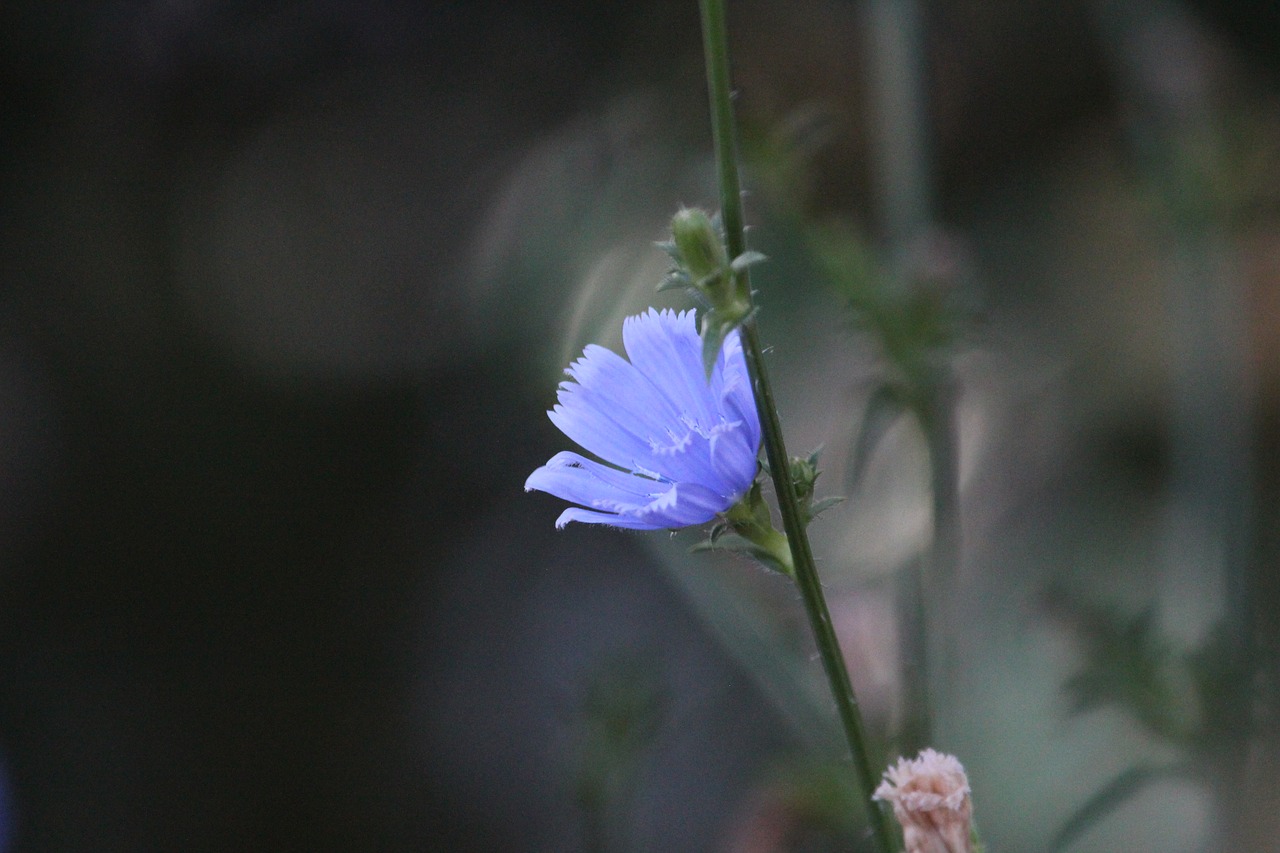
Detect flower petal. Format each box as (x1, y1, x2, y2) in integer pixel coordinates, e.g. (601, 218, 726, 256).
(622, 309, 717, 431)
(565, 344, 686, 434)
(634, 481, 729, 527)
(529, 308, 763, 532)
(548, 400, 654, 476)
(717, 331, 761, 445)
(708, 421, 757, 496)
(551, 340, 732, 488)
(549, 342, 704, 483)
(525, 450, 664, 510)
(554, 506, 667, 530)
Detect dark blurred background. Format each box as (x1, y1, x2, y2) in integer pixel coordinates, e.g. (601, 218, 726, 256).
(0, 1, 1277, 851)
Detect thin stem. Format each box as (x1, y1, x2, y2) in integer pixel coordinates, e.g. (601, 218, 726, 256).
(920, 371, 960, 747)
(1092, 3, 1257, 846)
(699, 0, 747, 262)
(739, 324, 897, 853)
(863, 0, 933, 259)
(865, 0, 948, 754)
(698, 2, 897, 850)
(895, 552, 934, 753)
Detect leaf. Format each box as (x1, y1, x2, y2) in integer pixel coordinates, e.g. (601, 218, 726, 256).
(1060, 604, 1192, 745)
(1049, 764, 1181, 853)
(693, 269, 726, 291)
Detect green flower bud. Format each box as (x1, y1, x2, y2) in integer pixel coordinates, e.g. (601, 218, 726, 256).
(789, 454, 820, 507)
(670, 207, 728, 284)
(788, 447, 844, 524)
(661, 206, 764, 378)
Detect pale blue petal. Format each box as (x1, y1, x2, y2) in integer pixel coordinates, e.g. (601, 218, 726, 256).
(553, 352, 730, 489)
(524, 451, 661, 509)
(553, 382, 684, 473)
(721, 383, 761, 460)
(708, 422, 757, 496)
(548, 401, 655, 475)
(634, 481, 729, 527)
(642, 427, 730, 492)
(549, 401, 721, 489)
(555, 506, 667, 530)
(530, 308, 764, 532)
(622, 309, 716, 431)
(707, 326, 740, 399)
(550, 339, 710, 483)
(553, 481, 730, 531)
(717, 331, 761, 448)
(566, 344, 686, 427)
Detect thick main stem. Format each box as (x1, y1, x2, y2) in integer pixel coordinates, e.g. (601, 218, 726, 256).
(698, 2, 897, 850)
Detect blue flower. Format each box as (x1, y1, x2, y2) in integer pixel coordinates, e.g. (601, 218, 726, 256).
(526, 308, 762, 530)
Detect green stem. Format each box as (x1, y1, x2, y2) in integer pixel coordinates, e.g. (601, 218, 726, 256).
(699, 0, 747, 263)
(698, 2, 897, 850)
(918, 371, 960, 748)
(739, 323, 897, 853)
(865, 0, 946, 755)
(864, 0, 933, 259)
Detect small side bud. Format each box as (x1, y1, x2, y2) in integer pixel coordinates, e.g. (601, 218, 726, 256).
(789, 453, 820, 508)
(874, 749, 977, 853)
(789, 447, 843, 524)
(670, 207, 728, 283)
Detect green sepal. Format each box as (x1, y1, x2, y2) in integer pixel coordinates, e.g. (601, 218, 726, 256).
(697, 478, 794, 575)
(699, 305, 756, 378)
(789, 450, 820, 507)
(670, 207, 729, 282)
(738, 477, 775, 531)
(658, 270, 692, 293)
(730, 250, 767, 274)
(653, 239, 680, 261)
(808, 496, 844, 520)
(659, 206, 756, 377)
(700, 317, 732, 379)
(691, 533, 791, 575)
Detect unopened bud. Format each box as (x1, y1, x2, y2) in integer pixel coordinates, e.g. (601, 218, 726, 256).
(789, 454, 819, 506)
(670, 207, 728, 283)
